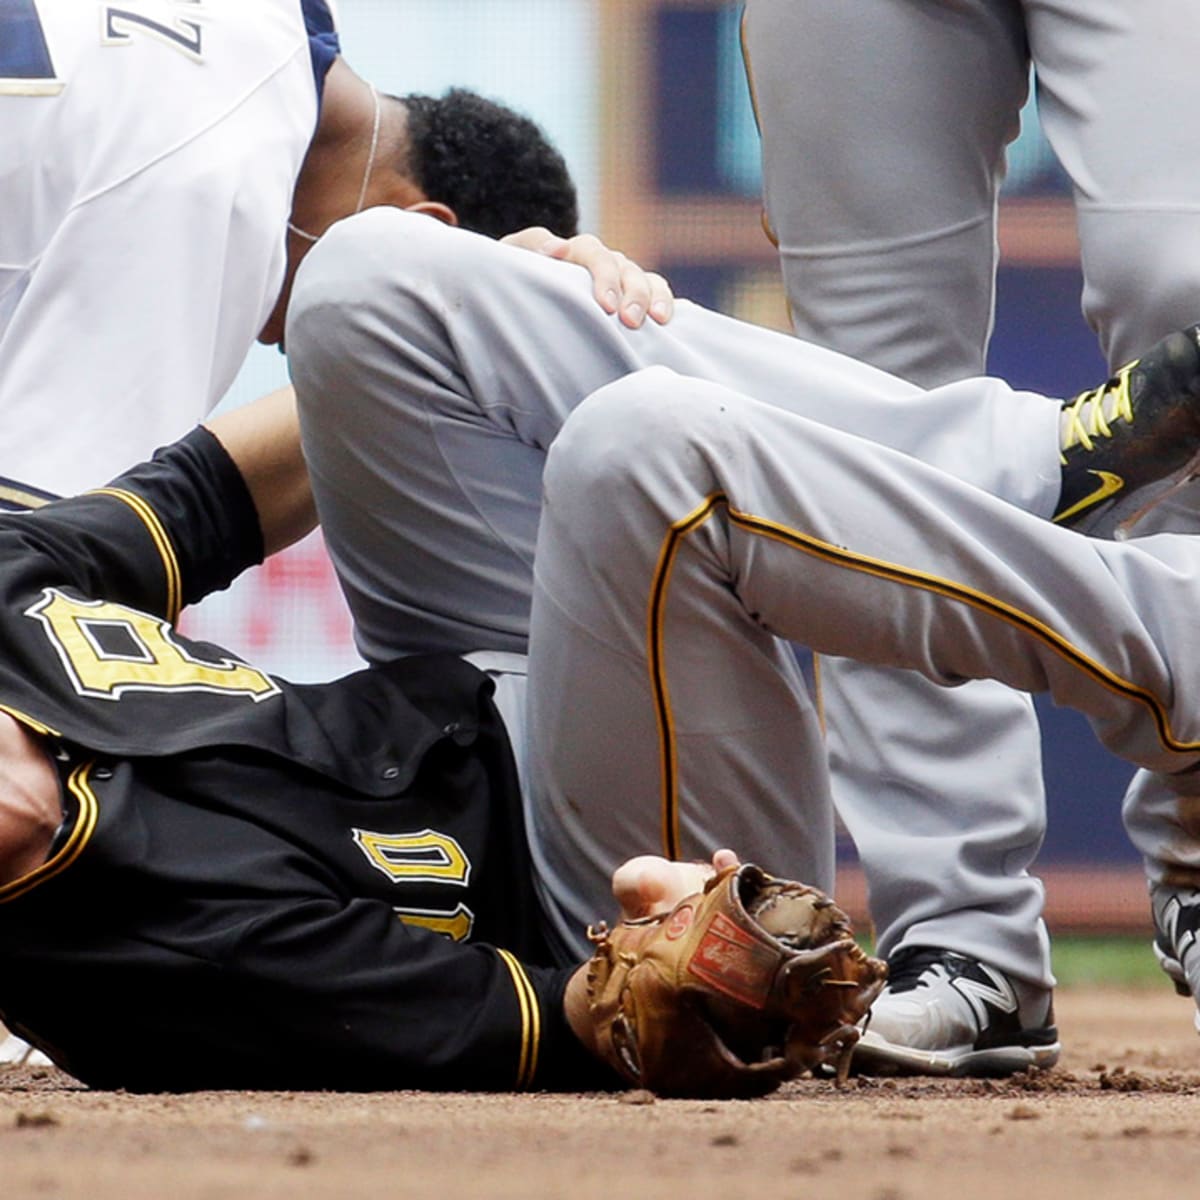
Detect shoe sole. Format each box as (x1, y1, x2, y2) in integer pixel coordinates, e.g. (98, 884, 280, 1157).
(850, 1029, 1062, 1078)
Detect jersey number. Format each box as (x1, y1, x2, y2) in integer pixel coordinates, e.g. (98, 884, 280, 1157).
(103, 2, 204, 62)
(1, 0, 204, 95)
(353, 828, 476, 942)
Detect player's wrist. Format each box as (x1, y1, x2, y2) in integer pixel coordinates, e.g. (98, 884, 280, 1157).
(562, 963, 598, 1056)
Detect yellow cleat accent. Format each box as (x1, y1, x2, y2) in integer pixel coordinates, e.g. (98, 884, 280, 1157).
(1052, 469, 1124, 525)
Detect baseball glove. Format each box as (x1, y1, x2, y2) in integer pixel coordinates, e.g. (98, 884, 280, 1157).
(585, 863, 886, 1098)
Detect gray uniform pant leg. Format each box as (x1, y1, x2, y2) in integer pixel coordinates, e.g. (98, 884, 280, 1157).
(742, 0, 1029, 388)
(1027, 0, 1200, 862)
(1025, 0, 1200, 366)
(529, 371, 1200, 954)
(286, 208, 1058, 667)
(743, 0, 1050, 984)
(285, 210, 1059, 945)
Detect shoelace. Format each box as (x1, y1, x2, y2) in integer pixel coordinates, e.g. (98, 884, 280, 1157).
(1060, 362, 1135, 460)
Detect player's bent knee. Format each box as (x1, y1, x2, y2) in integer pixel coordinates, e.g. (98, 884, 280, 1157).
(545, 368, 735, 514)
(288, 208, 464, 347)
(547, 369, 689, 488)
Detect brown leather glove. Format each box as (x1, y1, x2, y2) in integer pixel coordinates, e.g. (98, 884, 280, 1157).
(585, 863, 886, 1098)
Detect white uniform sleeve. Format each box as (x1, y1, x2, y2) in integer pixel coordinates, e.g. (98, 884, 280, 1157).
(0, 0, 320, 494)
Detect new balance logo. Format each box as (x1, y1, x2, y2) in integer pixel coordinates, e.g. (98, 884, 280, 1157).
(1160, 894, 1199, 964)
(947, 962, 1018, 1031)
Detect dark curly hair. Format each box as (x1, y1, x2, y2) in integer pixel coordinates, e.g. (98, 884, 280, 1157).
(389, 87, 580, 239)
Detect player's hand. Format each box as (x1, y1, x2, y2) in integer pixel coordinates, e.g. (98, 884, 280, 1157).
(580, 863, 886, 1097)
(565, 848, 741, 1059)
(610, 849, 740, 921)
(500, 227, 675, 328)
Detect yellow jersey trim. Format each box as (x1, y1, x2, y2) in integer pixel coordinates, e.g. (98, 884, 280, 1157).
(0, 761, 100, 904)
(91, 488, 182, 621)
(0, 482, 52, 510)
(496, 948, 541, 1089)
(0, 703, 60, 739)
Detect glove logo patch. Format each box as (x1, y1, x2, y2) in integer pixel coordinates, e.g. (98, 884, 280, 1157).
(664, 904, 695, 940)
(688, 912, 774, 1009)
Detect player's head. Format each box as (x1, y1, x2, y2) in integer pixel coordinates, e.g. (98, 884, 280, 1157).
(396, 87, 579, 240)
(261, 66, 579, 345)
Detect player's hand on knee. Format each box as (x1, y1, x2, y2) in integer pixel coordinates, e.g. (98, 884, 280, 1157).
(500, 227, 675, 327)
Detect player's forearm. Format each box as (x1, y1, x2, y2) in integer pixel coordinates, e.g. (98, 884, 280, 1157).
(203, 385, 318, 556)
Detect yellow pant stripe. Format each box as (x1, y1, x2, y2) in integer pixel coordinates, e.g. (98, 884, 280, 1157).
(647, 494, 724, 859)
(648, 492, 1195, 859)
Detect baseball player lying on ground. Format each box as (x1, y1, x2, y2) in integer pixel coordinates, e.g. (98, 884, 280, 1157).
(2, 307, 1200, 1094)
(3, 0, 679, 1073)
(287, 210, 1200, 1073)
(0, 396, 882, 1096)
(0, 54, 670, 1062)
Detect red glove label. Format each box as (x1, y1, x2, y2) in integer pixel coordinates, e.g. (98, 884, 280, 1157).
(687, 913, 775, 1009)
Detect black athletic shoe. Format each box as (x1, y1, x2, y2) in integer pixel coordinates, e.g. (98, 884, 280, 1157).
(1053, 324, 1200, 537)
(852, 947, 1061, 1077)
(1151, 884, 1200, 1034)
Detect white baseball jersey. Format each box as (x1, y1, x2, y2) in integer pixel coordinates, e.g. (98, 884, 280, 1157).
(0, 0, 331, 494)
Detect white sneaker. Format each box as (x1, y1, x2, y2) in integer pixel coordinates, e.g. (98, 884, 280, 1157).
(853, 946, 1060, 1076)
(1151, 884, 1200, 1033)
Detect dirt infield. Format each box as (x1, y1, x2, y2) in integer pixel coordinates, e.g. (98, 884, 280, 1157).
(3, 985, 1199, 1200)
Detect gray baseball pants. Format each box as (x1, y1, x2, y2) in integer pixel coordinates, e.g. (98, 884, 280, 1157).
(288, 209, 1073, 957)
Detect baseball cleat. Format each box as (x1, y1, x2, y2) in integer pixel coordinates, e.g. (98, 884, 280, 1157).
(851, 947, 1060, 1077)
(1053, 324, 1200, 537)
(1150, 884, 1200, 1034)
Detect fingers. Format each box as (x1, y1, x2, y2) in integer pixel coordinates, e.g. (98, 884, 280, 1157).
(711, 848, 740, 872)
(499, 227, 675, 327)
(611, 851, 742, 921)
(611, 855, 677, 920)
(611, 855, 706, 920)
(608, 251, 674, 328)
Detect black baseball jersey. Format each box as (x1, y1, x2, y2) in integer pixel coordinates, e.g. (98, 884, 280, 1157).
(0, 429, 607, 1093)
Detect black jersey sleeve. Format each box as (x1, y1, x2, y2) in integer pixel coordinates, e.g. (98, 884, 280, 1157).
(2, 428, 263, 622)
(202, 896, 615, 1094)
(31, 889, 614, 1094)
